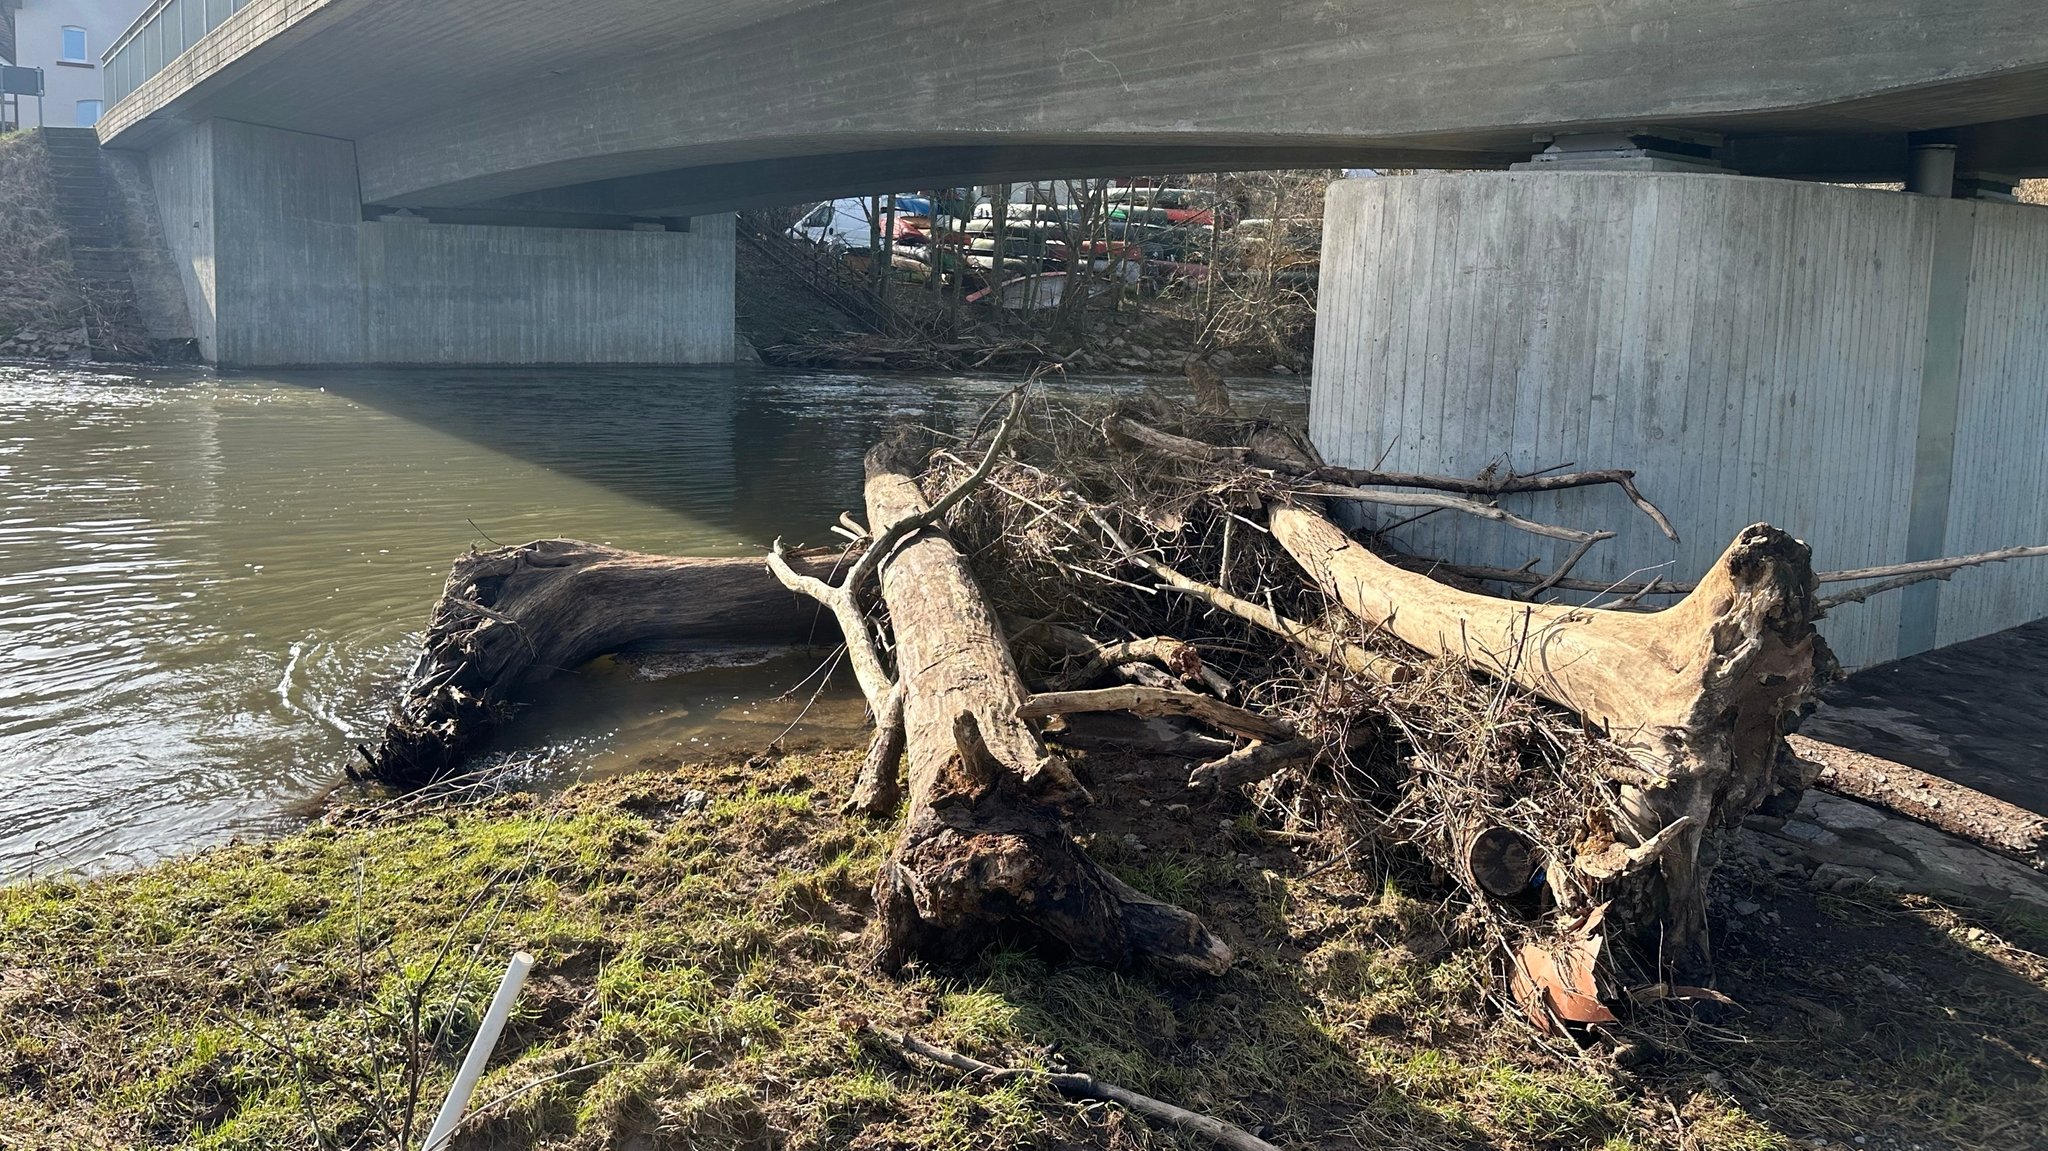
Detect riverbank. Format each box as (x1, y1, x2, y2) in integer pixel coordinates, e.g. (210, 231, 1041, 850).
(0, 132, 91, 362)
(3, 742, 2043, 1150)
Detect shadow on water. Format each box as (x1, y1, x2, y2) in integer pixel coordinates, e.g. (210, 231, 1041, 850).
(274, 365, 1310, 547)
(278, 366, 1025, 548)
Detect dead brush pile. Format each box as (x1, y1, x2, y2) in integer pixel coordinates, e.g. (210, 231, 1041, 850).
(915, 391, 1697, 1021)
(367, 376, 1895, 1053)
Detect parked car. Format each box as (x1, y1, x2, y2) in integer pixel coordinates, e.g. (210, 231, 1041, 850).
(968, 202, 1074, 226)
(787, 196, 928, 249)
(1105, 187, 1222, 227)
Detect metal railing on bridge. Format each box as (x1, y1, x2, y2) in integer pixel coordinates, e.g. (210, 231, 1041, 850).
(102, 0, 252, 108)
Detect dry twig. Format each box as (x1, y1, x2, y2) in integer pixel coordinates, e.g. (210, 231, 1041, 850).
(1020, 685, 1295, 742)
(876, 1028, 1283, 1151)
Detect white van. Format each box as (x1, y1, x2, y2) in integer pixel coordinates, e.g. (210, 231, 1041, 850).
(788, 198, 883, 250)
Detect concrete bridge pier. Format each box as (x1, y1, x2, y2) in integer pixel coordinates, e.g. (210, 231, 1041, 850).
(1307, 171, 2048, 670)
(139, 120, 736, 367)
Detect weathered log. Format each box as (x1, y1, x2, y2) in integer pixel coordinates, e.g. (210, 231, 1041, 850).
(1105, 415, 1677, 540)
(1270, 505, 1833, 970)
(1188, 738, 1319, 793)
(1044, 712, 1238, 760)
(1302, 482, 1616, 545)
(365, 541, 844, 788)
(865, 430, 1231, 975)
(1083, 505, 1408, 684)
(1790, 734, 2048, 870)
(1020, 686, 1294, 742)
(1008, 616, 1234, 698)
(775, 388, 1034, 815)
(1430, 542, 2048, 605)
(845, 682, 907, 816)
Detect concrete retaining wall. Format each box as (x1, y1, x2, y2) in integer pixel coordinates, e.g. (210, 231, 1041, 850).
(1309, 172, 2048, 669)
(144, 119, 218, 358)
(358, 215, 734, 365)
(141, 119, 735, 366)
(212, 118, 364, 365)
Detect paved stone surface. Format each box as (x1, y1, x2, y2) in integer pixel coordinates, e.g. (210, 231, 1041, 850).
(1803, 617, 2048, 817)
(1729, 792, 2048, 910)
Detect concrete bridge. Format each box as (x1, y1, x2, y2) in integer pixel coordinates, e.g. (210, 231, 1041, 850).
(95, 0, 2048, 366)
(91, 0, 2048, 665)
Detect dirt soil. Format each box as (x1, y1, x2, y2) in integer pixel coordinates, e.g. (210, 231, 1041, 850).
(1705, 837, 2048, 1149)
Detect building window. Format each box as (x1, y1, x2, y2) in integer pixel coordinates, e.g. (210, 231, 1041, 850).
(75, 99, 103, 126)
(61, 25, 88, 64)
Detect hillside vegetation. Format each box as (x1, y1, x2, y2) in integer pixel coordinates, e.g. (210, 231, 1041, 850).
(0, 132, 85, 350)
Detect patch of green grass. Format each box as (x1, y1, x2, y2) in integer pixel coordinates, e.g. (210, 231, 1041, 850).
(3, 746, 2030, 1150)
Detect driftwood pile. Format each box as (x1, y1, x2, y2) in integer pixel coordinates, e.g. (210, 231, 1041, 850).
(364, 381, 2047, 1035)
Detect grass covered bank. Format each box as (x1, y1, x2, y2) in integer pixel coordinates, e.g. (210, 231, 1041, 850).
(2, 747, 2043, 1150)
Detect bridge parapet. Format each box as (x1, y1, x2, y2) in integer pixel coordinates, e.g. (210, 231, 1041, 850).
(103, 0, 247, 107)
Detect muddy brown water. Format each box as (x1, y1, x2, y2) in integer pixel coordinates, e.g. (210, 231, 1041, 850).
(0, 361, 1304, 880)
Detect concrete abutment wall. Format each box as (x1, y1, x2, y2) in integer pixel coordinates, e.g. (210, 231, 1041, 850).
(1309, 172, 2048, 670)
(137, 119, 735, 367)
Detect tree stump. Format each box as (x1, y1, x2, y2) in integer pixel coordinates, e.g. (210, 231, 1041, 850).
(1270, 505, 1833, 970)
(366, 541, 844, 788)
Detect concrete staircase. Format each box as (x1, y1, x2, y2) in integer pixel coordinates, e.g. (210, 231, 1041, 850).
(37, 127, 153, 359)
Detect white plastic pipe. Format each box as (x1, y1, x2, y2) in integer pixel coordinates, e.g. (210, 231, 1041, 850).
(422, 950, 534, 1151)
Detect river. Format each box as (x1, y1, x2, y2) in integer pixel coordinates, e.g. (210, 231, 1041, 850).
(0, 362, 1305, 881)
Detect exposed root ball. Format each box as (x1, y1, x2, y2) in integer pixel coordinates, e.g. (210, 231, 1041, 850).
(368, 542, 843, 788)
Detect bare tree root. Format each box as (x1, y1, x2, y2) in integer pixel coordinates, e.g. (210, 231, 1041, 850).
(366, 542, 844, 788)
(1269, 503, 1833, 971)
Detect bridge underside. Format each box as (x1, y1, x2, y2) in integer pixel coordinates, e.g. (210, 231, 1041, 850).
(90, 0, 2048, 398)
(438, 117, 2048, 222)
(99, 0, 2048, 217)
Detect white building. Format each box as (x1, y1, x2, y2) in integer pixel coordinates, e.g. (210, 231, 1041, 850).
(0, 1, 149, 128)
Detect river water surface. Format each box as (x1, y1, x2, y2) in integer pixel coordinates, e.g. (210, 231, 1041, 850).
(0, 362, 1303, 881)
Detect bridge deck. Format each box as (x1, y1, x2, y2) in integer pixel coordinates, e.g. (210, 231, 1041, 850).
(97, 0, 2048, 215)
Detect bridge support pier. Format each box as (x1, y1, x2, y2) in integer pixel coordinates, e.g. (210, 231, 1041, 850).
(1308, 171, 2048, 669)
(138, 119, 736, 367)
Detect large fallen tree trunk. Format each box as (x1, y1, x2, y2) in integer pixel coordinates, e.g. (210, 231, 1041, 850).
(862, 429, 1232, 975)
(1789, 734, 2048, 870)
(364, 541, 845, 788)
(1270, 504, 1833, 970)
